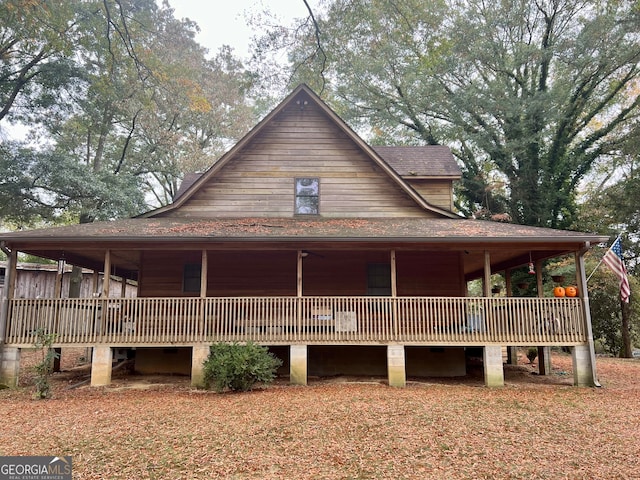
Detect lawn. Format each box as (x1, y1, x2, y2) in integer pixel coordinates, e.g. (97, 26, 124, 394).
(1, 350, 638, 479)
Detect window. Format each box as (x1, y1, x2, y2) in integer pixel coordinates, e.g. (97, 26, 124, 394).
(367, 263, 392, 296)
(0, 267, 5, 285)
(295, 177, 319, 215)
(183, 263, 201, 293)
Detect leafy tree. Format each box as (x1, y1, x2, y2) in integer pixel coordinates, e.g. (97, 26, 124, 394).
(1, 0, 259, 225)
(589, 264, 639, 356)
(253, 0, 640, 228)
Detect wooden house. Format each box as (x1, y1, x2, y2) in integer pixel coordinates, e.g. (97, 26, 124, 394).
(0, 85, 606, 388)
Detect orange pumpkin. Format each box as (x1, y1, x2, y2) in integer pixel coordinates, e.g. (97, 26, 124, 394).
(553, 286, 566, 297)
(565, 286, 578, 297)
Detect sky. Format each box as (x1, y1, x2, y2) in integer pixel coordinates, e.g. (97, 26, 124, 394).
(166, 0, 311, 59)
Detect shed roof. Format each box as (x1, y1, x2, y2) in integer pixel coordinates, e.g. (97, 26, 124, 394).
(373, 146, 461, 178)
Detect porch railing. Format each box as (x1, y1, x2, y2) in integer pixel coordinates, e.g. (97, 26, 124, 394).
(5, 296, 587, 347)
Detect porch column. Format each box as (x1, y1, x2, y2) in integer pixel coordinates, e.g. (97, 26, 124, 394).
(200, 250, 208, 298)
(483, 251, 491, 297)
(297, 250, 303, 297)
(505, 269, 518, 365)
(0, 245, 17, 343)
(290, 344, 307, 385)
(575, 248, 600, 386)
(191, 345, 210, 387)
(0, 346, 20, 388)
(387, 344, 406, 387)
(90, 346, 113, 386)
(102, 250, 111, 297)
(536, 259, 551, 375)
(483, 345, 504, 387)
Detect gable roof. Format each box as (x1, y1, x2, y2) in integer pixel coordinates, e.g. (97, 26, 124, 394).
(143, 84, 458, 219)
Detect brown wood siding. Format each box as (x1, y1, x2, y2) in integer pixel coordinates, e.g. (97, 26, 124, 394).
(302, 251, 390, 296)
(405, 179, 455, 211)
(138, 251, 199, 297)
(169, 97, 433, 219)
(206, 251, 297, 296)
(396, 251, 464, 296)
(138, 251, 297, 297)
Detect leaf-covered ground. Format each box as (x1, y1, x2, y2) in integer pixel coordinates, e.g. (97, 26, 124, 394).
(1, 350, 639, 479)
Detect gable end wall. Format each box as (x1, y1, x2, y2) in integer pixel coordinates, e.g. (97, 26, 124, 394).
(166, 94, 435, 219)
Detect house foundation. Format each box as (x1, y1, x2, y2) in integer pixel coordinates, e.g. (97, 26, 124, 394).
(290, 345, 307, 386)
(387, 344, 406, 387)
(191, 345, 210, 387)
(0, 346, 20, 388)
(572, 345, 595, 386)
(483, 345, 504, 387)
(90, 346, 113, 386)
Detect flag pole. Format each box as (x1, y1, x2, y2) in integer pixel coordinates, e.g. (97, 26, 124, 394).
(586, 233, 621, 283)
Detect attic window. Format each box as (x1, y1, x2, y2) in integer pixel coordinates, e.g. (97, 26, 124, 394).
(295, 178, 319, 215)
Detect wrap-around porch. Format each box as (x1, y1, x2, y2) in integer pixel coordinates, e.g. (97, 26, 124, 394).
(0, 240, 601, 389)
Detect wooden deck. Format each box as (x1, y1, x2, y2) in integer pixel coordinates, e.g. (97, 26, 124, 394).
(5, 296, 587, 348)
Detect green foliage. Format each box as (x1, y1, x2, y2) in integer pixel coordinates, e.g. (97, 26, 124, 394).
(1, 0, 259, 224)
(588, 266, 640, 357)
(202, 343, 282, 393)
(32, 329, 59, 399)
(255, 0, 640, 228)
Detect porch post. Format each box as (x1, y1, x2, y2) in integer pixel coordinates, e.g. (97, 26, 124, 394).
(297, 250, 303, 297)
(191, 345, 210, 387)
(290, 344, 307, 385)
(54, 259, 64, 299)
(505, 269, 518, 365)
(90, 346, 113, 386)
(387, 344, 406, 387)
(390, 250, 397, 297)
(483, 251, 491, 297)
(536, 259, 552, 375)
(1, 247, 20, 387)
(200, 250, 208, 298)
(102, 250, 111, 297)
(0, 246, 17, 343)
(574, 248, 600, 387)
(483, 345, 504, 387)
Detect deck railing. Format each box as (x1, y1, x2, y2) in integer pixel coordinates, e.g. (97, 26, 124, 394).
(5, 296, 587, 347)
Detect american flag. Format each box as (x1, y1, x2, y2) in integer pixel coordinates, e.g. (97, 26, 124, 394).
(602, 236, 631, 303)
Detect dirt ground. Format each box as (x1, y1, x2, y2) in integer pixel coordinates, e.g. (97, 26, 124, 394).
(14, 346, 578, 391)
(2, 348, 639, 479)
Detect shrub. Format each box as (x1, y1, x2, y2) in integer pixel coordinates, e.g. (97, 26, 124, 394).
(203, 342, 282, 392)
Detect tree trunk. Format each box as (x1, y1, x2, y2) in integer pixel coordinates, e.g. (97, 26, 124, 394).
(620, 297, 632, 358)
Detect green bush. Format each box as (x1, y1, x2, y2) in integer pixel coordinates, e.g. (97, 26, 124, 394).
(203, 342, 282, 392)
